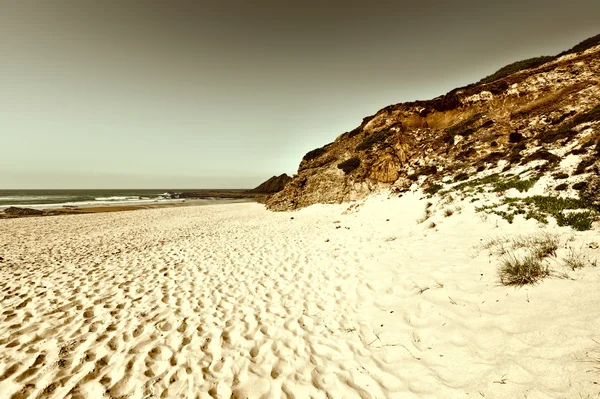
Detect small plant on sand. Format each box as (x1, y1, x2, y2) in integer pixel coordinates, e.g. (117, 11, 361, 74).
(444, 208, 454, 217)
(529, 233, 559, 259)
(417, 207, 432, 224)
(427, 221, 436, 229)
(499, 253, 549, 286)
(563, 247, 588, 270)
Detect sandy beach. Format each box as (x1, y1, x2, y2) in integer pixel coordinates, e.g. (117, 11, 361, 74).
(1, 193, 599, 398)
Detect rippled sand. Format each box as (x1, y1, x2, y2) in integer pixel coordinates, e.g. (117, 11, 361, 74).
(0, 194, 599, 398)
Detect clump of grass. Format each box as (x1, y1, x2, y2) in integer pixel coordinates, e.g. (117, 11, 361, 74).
(427, 221, 436, 229)
(527, 233, 559, 259)
(499, 253, 549, 286)
(444, 208, 454, 217)
(356, 129, 392, 151)
(337, 157, 360, 174)
(417, 206, 432, 224)
(563, 247, 587, 270)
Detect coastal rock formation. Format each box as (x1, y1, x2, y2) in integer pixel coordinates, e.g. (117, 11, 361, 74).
(267, 35, 600, 211)
(3, 207, 45, 216)
(249, 174, 292, 194)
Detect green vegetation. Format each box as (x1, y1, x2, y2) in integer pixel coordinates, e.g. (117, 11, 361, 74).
(477, 56, 554, 85)
(555, 211, 595, 231)
(492, 177, 538, 193)
(356, 130, 392, 151)
(303, 147, 327, 162)
(559, 33, 600, 56)
(478, 196, 598, 231)
(337, 157, 361, 174)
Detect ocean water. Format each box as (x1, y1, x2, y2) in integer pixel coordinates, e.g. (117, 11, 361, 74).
(0, 189, 217, 209)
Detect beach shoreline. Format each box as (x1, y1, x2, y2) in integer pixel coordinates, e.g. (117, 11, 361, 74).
(0, 197, 262, 219)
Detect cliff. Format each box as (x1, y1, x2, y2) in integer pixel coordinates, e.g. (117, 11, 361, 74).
(248, 174, 292, 194)
(267, 35, 600, 211)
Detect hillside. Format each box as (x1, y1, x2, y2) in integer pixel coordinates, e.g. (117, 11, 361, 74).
(267, 35, 600, 228)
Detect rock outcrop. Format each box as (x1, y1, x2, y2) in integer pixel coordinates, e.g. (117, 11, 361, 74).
(3, 207, 45, 216)
(249, 174, 292, 194)
(267, 35, 600, 211)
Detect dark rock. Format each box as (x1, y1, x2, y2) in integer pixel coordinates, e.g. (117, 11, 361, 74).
(509, 132, 524, 143)
(572, 181, 587, 190)
(3, 207, 44, 216)
(490, 141, 498, 147)
(555, 183, 568, 191)
(553, 172, 569, 179)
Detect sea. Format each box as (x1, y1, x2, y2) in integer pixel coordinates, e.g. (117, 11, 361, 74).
(0, 189, 236, 210)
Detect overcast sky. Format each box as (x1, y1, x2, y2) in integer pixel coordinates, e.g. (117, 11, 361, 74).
(1, 1, 598, 189)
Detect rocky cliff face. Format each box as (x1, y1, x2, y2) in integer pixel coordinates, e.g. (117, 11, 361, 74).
(249, 174, 292, 194)
(267, 36, 600, 211)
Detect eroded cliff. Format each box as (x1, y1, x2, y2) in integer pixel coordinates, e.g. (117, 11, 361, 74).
(267, 35, 600, 211)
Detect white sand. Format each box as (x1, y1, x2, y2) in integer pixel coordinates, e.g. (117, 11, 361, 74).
(0, 193, 599, 399)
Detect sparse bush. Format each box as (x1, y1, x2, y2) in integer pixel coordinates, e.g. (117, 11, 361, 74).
(356, 129, 392, 151)
(555, 211, 595, 231)
(444, 208, 454, 217)
(303, 147, 326, 162)
(337, 157, 361, 174)
(428, 221, 436, 229)
(499, 253, 549, 286)
(559, 33, 600, 56)
(478, 56, 555, 85)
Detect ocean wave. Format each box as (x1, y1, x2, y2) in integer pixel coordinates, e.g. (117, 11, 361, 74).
(94, 196, 143, 201)
(0, 196, 72, 201)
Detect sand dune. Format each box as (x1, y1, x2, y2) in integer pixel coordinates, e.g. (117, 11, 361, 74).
(1, 193, 599, 398)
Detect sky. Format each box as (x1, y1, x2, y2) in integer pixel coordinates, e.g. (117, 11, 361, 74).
(1, 1, 599, 189)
